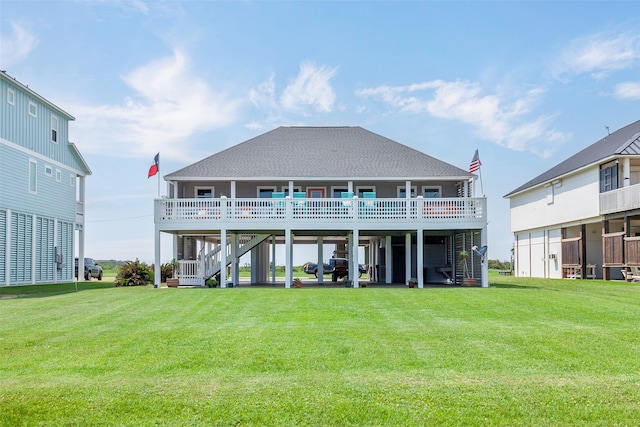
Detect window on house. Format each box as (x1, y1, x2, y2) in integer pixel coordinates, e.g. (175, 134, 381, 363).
(28, 101, 37, 117)
(545, 184, 554, 204)
(398, 186, 416, 198)
(356, 187, 376, 198)
(29, 159, 37, 193)
(70, 174, 76, 187)
(332, 187, 348, 198)
(257, 186, 277, 198)
(599, 164, 619, 193)
(51, 115, 59, 143)
(422, 186, 441, 198)
(281, 186, 302, 196)
(45, 165, 53, 177)
(195, 187, 214, 198)
(56, 169, 62, 182)
(7, 88, 15, 105)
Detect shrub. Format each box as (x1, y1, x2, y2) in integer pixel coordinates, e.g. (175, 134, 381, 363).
(160, 263, 174, 282)
(114, 259, 154, 287)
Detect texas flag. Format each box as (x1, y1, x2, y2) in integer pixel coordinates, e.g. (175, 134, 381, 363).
(148, 153, 159, 178)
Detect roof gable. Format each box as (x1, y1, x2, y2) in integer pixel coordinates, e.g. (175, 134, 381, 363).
(166, 126, 471, 180)
(505, 119, 640, 197)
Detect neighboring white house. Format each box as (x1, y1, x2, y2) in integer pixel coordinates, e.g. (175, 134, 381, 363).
(153, 126, 489, 288)
(505, 119, 640, 280)
(0, 71, 91, 285)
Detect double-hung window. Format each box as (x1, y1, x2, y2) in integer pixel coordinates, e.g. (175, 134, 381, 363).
(51, 115, 59, 143)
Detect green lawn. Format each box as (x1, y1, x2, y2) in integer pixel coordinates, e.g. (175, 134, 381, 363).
(1, 274, 639, 426)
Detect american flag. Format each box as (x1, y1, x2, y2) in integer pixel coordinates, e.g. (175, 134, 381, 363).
(469, 149, 481, 173)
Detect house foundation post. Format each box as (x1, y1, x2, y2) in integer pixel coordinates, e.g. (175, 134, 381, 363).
(481, 222, 489, 287)
(405, 232, 412, 286)
(271, 236, 277, 284)
(353, 229, 359, 288)
(385, 236, 392, 284)
(417, 230, 424, 288)
(317, 236, 324, 284)
(285, 229, 292, 288)
(154, 228, 161, 288)
(220, 229, 227, 288)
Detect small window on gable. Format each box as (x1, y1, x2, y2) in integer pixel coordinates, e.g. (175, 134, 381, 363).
(51, 115, 59, 143)
(28, 101, 37, 118)
(545, 184, 554, 204)
(45, 165, 53, 177)
(56, 169, 62, 182)
(29, 159, 37, 193)
(7, 88, 15, 105)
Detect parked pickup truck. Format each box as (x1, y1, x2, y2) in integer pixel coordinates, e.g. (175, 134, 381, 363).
(75, 257, 103, 281)
(303, 258, 367, 282)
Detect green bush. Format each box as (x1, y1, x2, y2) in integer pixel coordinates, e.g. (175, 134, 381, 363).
(160, 263, 174, 282)
(114, 259, 154, 287)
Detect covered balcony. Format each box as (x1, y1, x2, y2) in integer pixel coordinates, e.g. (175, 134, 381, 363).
(599, 182, 640, 215)
(154, 196, 487, 231)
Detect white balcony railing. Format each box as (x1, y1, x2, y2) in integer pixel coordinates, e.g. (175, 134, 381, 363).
(155, 197, 486, 230)
(599, 183, 640, 215)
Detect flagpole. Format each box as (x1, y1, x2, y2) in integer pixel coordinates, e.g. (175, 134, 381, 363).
(157, 172, 160, 198)
(478, 166, 484, 196)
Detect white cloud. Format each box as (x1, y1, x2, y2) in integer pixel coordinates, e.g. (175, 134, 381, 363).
(357, 80, 569, 157)
(554, 32, 640, 79)
(70, 48, 242, 161)
(613, 81, 640, 100)
(0, 22, 39, 68)
(280, 62, 338, 113)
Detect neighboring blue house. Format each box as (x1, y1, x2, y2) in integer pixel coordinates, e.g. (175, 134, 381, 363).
(0, 71, 91, 286)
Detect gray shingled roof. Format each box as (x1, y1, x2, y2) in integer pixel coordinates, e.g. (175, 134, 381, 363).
(505, 119, 640, 198)
(165, 126, 471, 180)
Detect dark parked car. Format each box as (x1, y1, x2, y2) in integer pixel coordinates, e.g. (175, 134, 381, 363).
(304, 258, 367, 281)
(75, 257, 103, 280)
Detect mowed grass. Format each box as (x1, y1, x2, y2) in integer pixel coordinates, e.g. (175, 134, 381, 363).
(1, 275, 639, 426)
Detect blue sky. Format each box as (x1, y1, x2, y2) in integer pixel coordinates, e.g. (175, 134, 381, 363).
(1, 1, 639, 264)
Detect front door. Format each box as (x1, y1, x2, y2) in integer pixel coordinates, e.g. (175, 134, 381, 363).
(307, 187, 325, 198)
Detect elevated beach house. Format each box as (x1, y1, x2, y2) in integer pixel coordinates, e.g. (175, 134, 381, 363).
(1, 71, 91, 286)
(505, 119, 640, 280)
(153, 126, 488, 288)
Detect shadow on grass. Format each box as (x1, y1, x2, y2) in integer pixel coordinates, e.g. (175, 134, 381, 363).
(0, 281, 115, 299)
(489, 282, 540, 289)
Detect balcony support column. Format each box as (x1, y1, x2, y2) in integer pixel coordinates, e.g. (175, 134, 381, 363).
(385, 237, 392, 284)
(285, 229, 292, 288)
(481, 222, 489, 287)
(220, 229, 227, 288)
(352, 229, 359, 288)
(417, 230, 424, 288)
(271, 236, 277, 284)
(317, 236, 324, 284)
(231, 233, 239, 287)
(154, 228, 161, 288)
(405, 232, 412, 286)
(623, 157, 631, 187)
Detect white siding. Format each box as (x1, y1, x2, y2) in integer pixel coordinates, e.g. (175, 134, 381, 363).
(510, 168, 600, 233)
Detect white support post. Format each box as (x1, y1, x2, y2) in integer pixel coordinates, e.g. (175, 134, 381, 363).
(352, 229, 359, 288)
(271, 236, 276, 284)
(417, 230, 424, 288)
(4, 210, 10, 286)
(54, 218, 59, 284)
(481, 208, 489, 288)
(31, 214, 36, 285)
(285, 230, 292, 288)
(405, 232, 412, 286)
(154, 228, 161, 288)
(385, 236, 392, 284)
(317, 236, 324, 284)
(220, 229, 227, 288)
(231, 233, 238, 287)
